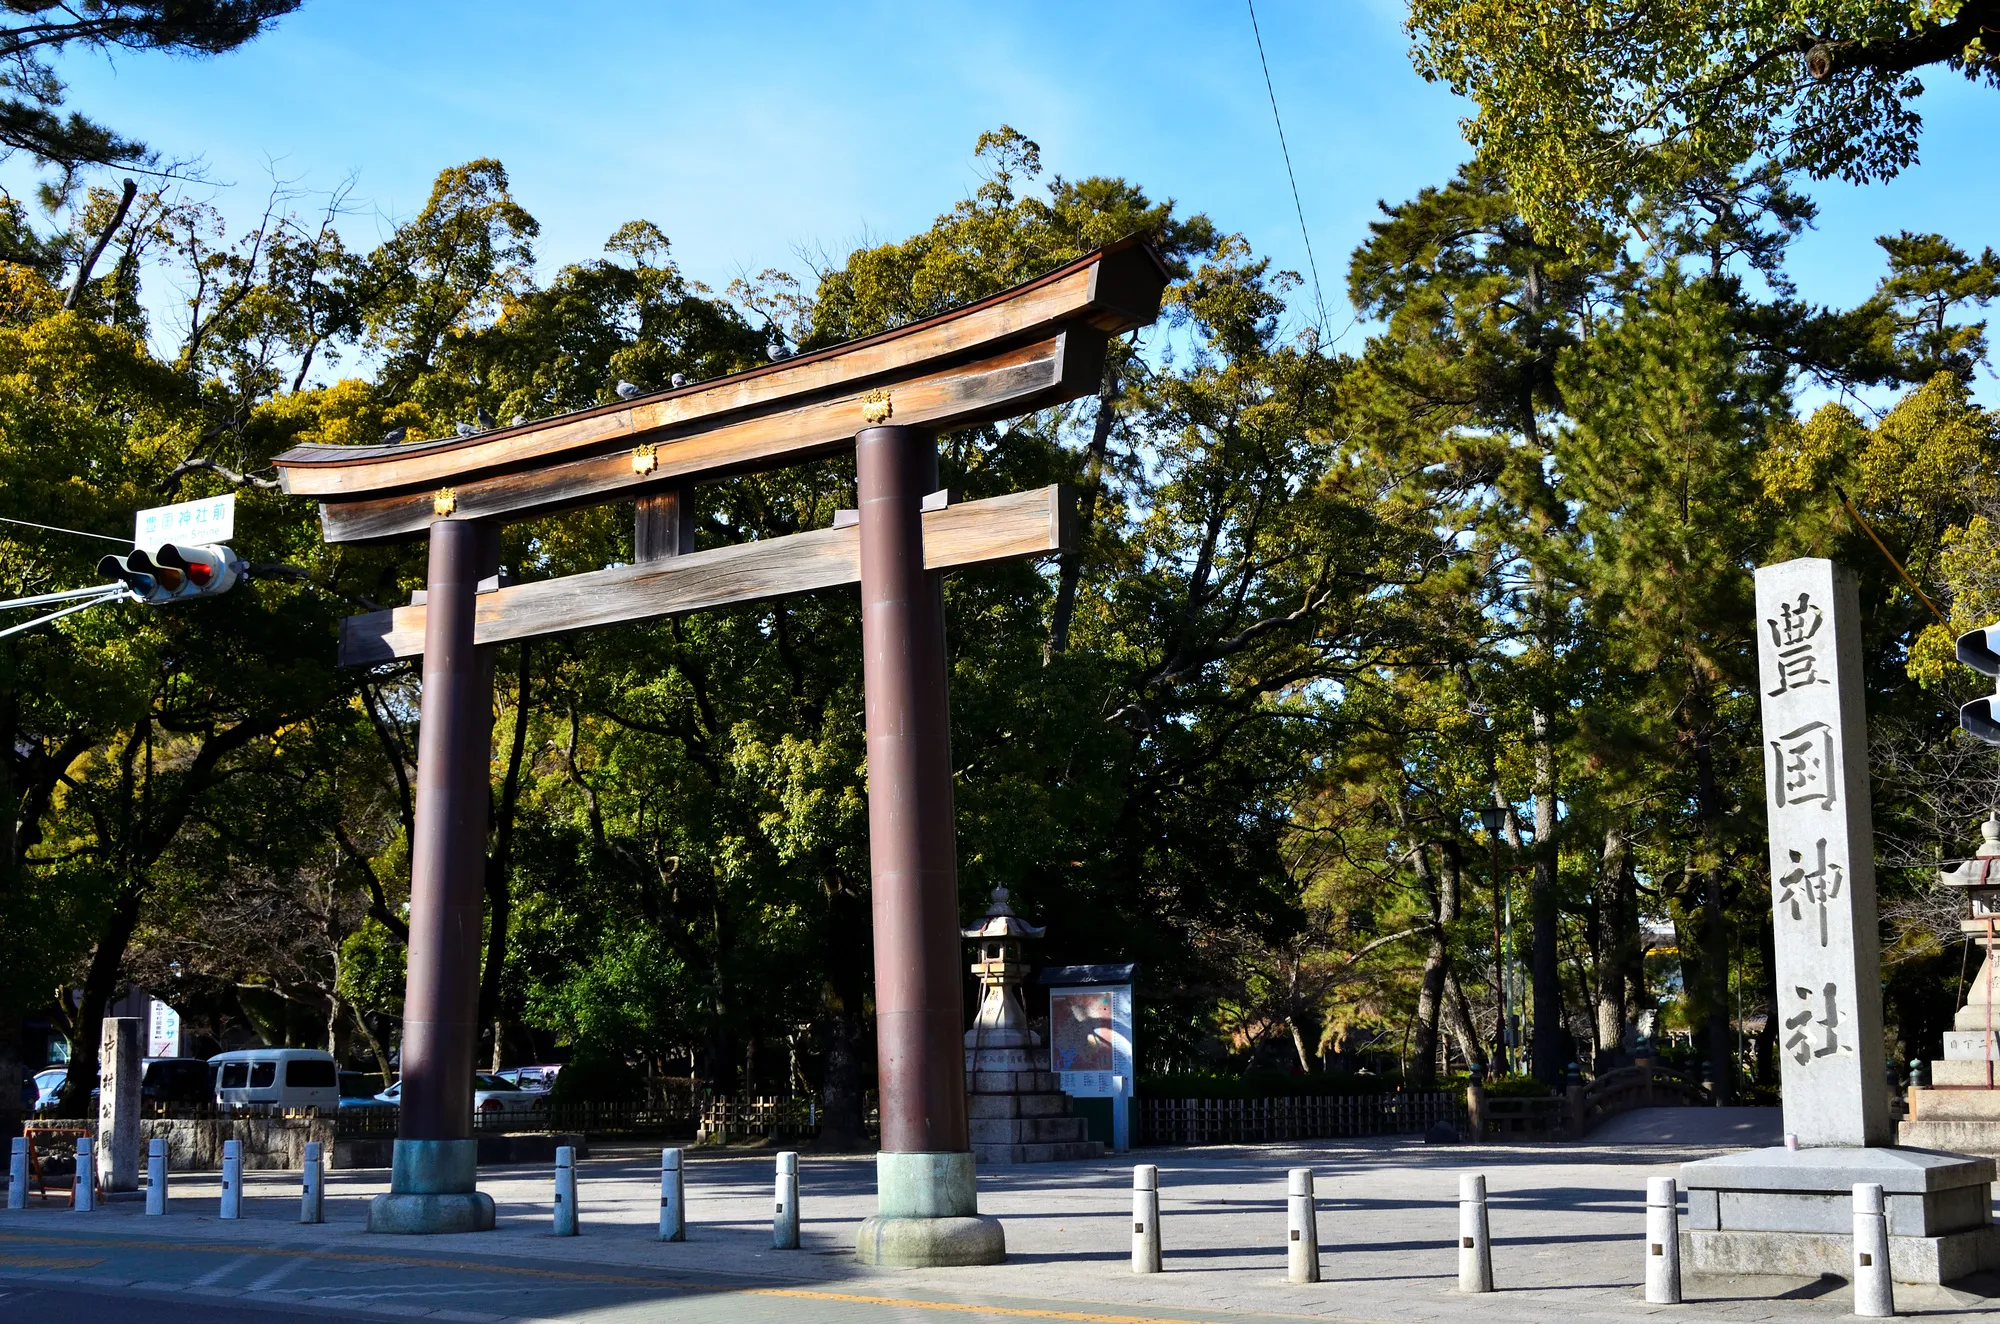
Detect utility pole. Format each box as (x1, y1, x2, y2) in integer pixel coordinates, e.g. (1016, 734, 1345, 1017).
(1482, 805, 1509, 1074)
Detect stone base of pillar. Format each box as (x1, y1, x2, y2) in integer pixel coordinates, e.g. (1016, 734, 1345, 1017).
(367, 1139, 494, 1235)
(854, 1151, 1005, 1266)
(1680, 1146, 2000, 1284)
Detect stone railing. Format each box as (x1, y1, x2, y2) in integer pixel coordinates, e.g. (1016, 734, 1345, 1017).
(1137, 1092, 1466, 1147)
(142, 1113, 334, 1170)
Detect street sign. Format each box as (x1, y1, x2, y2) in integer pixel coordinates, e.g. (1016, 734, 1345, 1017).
(135, 494, 234, 550)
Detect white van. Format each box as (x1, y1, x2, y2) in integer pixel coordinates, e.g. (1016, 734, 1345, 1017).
(208, 1048, 340, 1114)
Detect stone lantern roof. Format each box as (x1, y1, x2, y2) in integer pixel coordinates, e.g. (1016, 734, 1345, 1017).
(961, 885, 1046, 941)
(1941, 812, 2000, 888)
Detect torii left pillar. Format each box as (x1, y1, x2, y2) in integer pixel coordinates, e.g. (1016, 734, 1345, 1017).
(369, 517, 499, 1234)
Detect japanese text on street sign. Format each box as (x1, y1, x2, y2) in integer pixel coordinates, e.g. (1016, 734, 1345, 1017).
(134, 494, 234, 549)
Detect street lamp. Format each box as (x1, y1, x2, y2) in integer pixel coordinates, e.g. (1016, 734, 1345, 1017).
(1481, 805, 1509, 1076)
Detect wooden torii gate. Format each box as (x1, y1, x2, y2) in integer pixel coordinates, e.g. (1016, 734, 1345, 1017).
(273, 239, 1167, 1262)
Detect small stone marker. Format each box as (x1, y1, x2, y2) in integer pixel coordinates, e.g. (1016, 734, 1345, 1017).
(1852, 1183, 1894, 1317)
(220, 1138, 242, 1219)
(1645, 1176, 1681, 1304)
(553, 1145, 578, 1236)
(145, 1137, 168, 1215)
(1132, 1164, 1162, 1274)
(1753, 559, 1889, 1146)
(773, 1151, 800, 1249)
(1458, 1172, 1493, 1293)
(7, 1137, 26, 1210)
(659, 1147, 685, 1241)
(72, 1136, 95, 1212)
(97, 1016, 141, 1193)
(300, 1140, 324, 1224)
(1285, 1168, 1320, 1284)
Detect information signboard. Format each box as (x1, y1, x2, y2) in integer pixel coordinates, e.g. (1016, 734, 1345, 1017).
(1048, 981, 1133, 1150)
(147, 998, 181, 1058)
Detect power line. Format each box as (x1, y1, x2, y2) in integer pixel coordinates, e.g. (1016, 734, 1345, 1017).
(1245, 0, 1330, 341)
(0, 513, 128, 544)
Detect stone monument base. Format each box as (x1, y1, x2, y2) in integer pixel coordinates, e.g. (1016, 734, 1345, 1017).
(965, 1046, 1104, 1164)
(367, 1139, 495, 1235)
(854, 1151, 1005, 1266)
(1902, 1079, 2000, 1157)
(1681, 1146, 2000, 1284)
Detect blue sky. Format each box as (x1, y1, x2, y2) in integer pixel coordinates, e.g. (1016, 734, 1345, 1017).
(22, 0, 2000, 361)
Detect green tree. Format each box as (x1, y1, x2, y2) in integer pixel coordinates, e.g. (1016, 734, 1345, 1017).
(1408, 0, 1999, 243)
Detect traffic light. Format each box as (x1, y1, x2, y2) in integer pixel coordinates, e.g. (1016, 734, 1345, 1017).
(97, 544, 242, 605)
(1956, 623, 2000, 743)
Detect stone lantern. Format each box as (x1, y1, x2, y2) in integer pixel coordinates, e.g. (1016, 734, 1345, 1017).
(962, 885, 1044, 1054)
(958, 886, 1101, 1164)
(1901, 813, 2000, 1153)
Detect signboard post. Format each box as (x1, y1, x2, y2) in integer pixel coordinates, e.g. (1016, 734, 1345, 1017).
(1040, 964, 1136, 1153)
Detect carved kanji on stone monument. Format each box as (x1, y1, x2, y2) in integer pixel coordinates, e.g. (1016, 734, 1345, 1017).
(1754, 559, 1889, 1147)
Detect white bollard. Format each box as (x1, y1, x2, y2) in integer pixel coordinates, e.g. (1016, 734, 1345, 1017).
(1286, 1167, 1320, 1284)
(1645, 1176, 1682, 1304)
(659, 1147, 685, 1241)
(300, 1140, 324, 1224)
(7, 1137, 26, 1210)
(1852, 1182, 1895, 1318)
(72, 1136, 95, 1212)
(773, 1151, 800, 1249)
(145, 1137, 168, 1215)
(220, 1138, 242, 1219)
(1458, 1172, 1493, 1293)
(1132, 1164, 1162, 1274)
(553, 1144, 578, 1236)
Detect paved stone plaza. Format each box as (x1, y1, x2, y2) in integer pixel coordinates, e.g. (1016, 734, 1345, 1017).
(4, 1130, 2000, 1322)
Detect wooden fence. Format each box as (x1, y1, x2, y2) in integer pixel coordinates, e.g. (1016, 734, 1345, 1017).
(1137, 1092, 1466, 1146)
(331, 1093, 876, 1142)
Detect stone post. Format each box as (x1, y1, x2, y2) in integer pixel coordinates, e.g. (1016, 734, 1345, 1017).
(96, 1016, 140, 1192)
(1753, 559, 1889, 1147)
(659, 1147, 685, 1241)
(1458, 1172, 1493, 1292)
(1286, 1168, 1321, 1283)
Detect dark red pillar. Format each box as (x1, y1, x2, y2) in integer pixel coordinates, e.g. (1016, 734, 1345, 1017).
(400, 518, 497, 1143)
(858, 424, 969, 1156)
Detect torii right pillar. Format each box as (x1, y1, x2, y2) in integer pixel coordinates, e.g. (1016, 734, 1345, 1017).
(852, 423, 1005, 1267)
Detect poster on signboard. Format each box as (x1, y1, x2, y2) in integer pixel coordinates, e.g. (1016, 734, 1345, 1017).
(1051, 990, 1115, 1073)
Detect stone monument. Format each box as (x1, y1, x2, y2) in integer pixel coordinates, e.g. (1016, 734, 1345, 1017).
(1681, 558, 2000, 1284)
(96, 1016, 141, 1193)
(961, 887, 1103, 1164)
(1901, 813, 2000, 1153)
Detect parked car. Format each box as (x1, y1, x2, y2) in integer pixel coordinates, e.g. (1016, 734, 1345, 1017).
(374, 1073, 547, 1117)
(139, 1057, 211, 1107)
(492, 1065, 561, 1092)
(209, 1048, 340, 1114)
(31, 1067, 67, 1112)
(338, 1070, 394, 1114)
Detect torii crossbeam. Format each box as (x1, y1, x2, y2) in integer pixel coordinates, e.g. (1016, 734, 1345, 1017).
(273, 238, 1168, 1263)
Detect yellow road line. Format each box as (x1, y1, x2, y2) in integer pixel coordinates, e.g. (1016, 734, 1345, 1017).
(0, 1229, 1361, 1324)
(0, 1251, 104, 1270)
(751, 1288, 1241, 1322)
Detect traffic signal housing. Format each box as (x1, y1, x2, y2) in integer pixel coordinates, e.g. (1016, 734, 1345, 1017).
(98, 544, 242, 605)
(1956, 623, 2000, 744)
